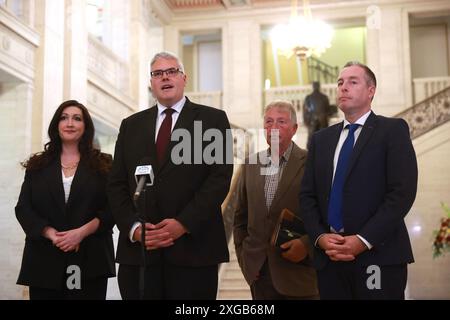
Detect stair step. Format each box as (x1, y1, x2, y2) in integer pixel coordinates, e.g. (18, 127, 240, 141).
(220, 277, 248, 287)
(224, 261, 240, 270)
(217, 235, 251, 300)
(218, 288, 252, 300)
(220, 282, 249, 290)
(222, 269, 245, 278)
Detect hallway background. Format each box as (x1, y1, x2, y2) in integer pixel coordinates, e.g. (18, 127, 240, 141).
(0, 0, 448, 299)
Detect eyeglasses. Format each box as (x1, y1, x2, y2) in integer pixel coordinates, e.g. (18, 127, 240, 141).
(150, 68, 183, 79)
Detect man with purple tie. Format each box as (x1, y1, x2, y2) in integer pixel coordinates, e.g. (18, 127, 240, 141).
(299, 62, 418, 299)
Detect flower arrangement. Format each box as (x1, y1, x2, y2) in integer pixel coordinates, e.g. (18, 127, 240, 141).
(433, 202, 450, 258)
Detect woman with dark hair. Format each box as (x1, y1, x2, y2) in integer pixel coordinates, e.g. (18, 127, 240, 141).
(15, 100, 116, 300)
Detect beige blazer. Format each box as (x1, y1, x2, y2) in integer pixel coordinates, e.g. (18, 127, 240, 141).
(233, 143, 318, 297)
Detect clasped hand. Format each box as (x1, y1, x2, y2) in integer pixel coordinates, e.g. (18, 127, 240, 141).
(133, 218, 187, 250)
(44, 227, 81, 253)
(318, 234, 367, 261)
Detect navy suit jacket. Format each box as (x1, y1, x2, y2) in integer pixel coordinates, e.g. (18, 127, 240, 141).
(108, 98, 233, 267)
(299, 112, 418, 270)
(15, 156, 116, 290)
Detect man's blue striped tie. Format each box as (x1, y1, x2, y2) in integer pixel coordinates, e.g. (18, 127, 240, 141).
(327, 123, 360, 232)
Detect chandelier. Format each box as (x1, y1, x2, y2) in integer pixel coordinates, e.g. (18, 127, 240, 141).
(270, 0, 334, 60)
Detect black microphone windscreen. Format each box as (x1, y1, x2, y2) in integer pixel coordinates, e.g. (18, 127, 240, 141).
(137, 157, 152, 166)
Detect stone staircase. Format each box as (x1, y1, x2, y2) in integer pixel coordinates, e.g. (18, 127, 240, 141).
(217, 238, 252, 300)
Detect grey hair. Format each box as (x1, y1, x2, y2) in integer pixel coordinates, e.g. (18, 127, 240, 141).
(264, 100, 297, 125)
(150, 51, 185, 73)
(343, 61, 377, 87)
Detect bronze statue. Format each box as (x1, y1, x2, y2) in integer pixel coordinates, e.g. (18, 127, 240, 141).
(303, 81, 336, 149)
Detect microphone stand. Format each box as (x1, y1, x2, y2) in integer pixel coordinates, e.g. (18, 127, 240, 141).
(134, 188, 147, 300)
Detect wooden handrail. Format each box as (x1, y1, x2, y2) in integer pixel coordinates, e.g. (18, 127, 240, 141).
(307, 57, 339, 84)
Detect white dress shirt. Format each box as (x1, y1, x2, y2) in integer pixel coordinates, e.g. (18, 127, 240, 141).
(154, 97, 185, 141)
(62, 171, 74, 203)
(330, 110, 373, 249)
(129, 97, 186, 242)
(316, 110, 373, 250)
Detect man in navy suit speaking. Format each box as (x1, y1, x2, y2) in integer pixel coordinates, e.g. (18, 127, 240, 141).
(299, 62, 418, 299)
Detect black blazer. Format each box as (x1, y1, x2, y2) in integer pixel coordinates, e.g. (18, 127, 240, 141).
(299, 112, 418, 270)
(15, 156, 116, 290)
(108, 98, 233, 267)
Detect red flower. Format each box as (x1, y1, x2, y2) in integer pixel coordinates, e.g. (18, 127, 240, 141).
(433, 203, 450, 258)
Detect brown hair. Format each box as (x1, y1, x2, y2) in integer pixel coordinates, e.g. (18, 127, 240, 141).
(343, 61, 377, 87)
(22, 100, 112, 175)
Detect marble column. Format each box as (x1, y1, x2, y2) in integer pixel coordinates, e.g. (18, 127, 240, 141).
(33, 0, 65, 150)
(63, 0, 87, 103)
(0, 82, 34, 299)
(103, 0, 129, 61)
(366, 6, 409, 116)
(129, 0, 162, 110)
(223, 20, 262, 126)
(222, 19, 265, 152)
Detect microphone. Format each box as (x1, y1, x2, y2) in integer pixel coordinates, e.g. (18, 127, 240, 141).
(133, 158, 154, 202)
(133, 158, 153, 301)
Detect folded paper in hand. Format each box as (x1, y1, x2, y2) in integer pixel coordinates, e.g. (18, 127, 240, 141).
(271, 208, 306, 248)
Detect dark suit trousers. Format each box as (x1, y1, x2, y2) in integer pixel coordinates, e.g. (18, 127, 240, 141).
(317, 260, 407, 300)
(118, 262, 218, 300)
(29, 277, 108, 300)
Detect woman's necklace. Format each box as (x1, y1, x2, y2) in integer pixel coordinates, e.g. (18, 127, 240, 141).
(61, 162, 79, 170)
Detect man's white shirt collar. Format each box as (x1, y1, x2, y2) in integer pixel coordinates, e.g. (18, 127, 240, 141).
(343, 109, 372, 129)
(157, 96, 186, 116)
